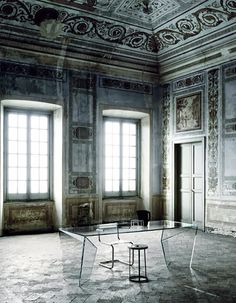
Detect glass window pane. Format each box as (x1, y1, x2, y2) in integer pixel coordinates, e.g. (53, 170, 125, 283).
(130, 135, 136, 146)
(31, 155, 39, 168)
(113, 169, 119, 180)
(18, 155, 27, 167)
(8, 141, 17, 153)
(31, 129, 39, 141)
(130, 158, 136, 169)
(130, 169, 136, 180)
(105, 157, 112, 168)
(31, 142, 39, 154)
(104, 119, 137, 195)
(40, 129, 48, 142)
(40, 142, 48, 155)
(105, 180, 112, 191)
(130, 147, 136, 157)
(8, 168, 17, 180)
(8, 181, 18, 193)
(123, 157, 130, 169)
(18, 167, 27, 180)
(105, 145, 113, 157)
(8, 128, 17, 140)
(6, 111, 50, 198)
(112, 134, 119, 145)
(113, 158, 119, 169)
(112, 122, 120, 134)
(122, 180, 129, 191)
(8, 114, 18, 127)
(123, 135, 130, 146)
(123, 169, 129, 179)
(40, 181, 47, 193)
(18, 141, 27, 154)
(31, 116, 39, 128)
(31, 181, 39, 193)
(31, 168, 39, 180)
(40, 116, 48, 129)
(40, 168, 47, 180)
(105, 134, 113, 145)
(105, 121, 113, 133)
(18, 181, 27, 194)
(112, 180, 119, 191)
(18, 128, 27, 141)
(40, 155, 48, 168)
(9, 154, 18, 167)
(130, 124, 136, 135)
(113, 146, 120, 157)
(18, 115, 27, 128)
(129, 180, 136, 191)
(123, 123, 130, 134)
(123, 146, 129, 157)
(105, 169, 112, 179)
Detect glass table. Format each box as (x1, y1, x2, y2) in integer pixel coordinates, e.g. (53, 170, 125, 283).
(59, 220, 197, 284)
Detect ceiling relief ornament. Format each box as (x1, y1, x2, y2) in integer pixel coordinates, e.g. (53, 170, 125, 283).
(0, 0, 156, 53)
(154, 0, 236, 52)
(0, 0, 235, 54)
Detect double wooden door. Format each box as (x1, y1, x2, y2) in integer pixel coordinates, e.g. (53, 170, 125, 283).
(175, 141, 204, 230)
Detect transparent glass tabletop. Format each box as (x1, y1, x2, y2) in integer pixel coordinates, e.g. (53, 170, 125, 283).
(59, 220, 197, 284)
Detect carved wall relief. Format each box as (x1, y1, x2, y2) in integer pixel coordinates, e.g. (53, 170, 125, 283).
(161, 83, 171, 191)
(207, 68, 219, 195)
(222, 65, 236, 195)
(3, 202, 54, 234)
(68, 73, 96, 195)
(175, 92, 202, 132)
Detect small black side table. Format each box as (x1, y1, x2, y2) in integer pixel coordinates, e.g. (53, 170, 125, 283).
(128, 244, 148, 283)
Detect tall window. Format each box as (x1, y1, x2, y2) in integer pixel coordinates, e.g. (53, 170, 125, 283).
(104, 118, 139, 197)
(5, 109, 51, 200)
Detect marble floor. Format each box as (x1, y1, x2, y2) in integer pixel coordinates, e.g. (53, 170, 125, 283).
(0, 229, 235, 303)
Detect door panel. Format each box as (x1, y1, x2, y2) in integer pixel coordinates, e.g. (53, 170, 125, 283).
(175, 141, 204, 229)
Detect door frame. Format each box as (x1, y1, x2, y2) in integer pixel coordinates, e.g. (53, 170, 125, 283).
(172, 136, 206, 230)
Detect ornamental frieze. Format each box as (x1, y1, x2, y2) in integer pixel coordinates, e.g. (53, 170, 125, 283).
(0, 60, 65, 81)
(100, 77, 153, 94)
(173, 74, 204, 91)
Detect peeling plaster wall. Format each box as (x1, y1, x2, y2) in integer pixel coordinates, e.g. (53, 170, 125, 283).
(161, 60, 236, 232)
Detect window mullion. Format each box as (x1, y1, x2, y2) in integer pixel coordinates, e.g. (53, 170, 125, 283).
(119, 120, 122, 196)
(27, 114, 31, 200)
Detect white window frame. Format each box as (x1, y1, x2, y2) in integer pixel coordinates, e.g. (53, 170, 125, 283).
(4, 108, 53, 201)
(103, 117, 140, 198)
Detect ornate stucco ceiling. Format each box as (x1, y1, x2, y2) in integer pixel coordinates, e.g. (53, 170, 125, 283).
(0, 0, 236, 79)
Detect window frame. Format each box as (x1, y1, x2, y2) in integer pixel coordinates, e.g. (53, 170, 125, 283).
(4, 107, 53, 201)
(103, 117, 140, 198)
